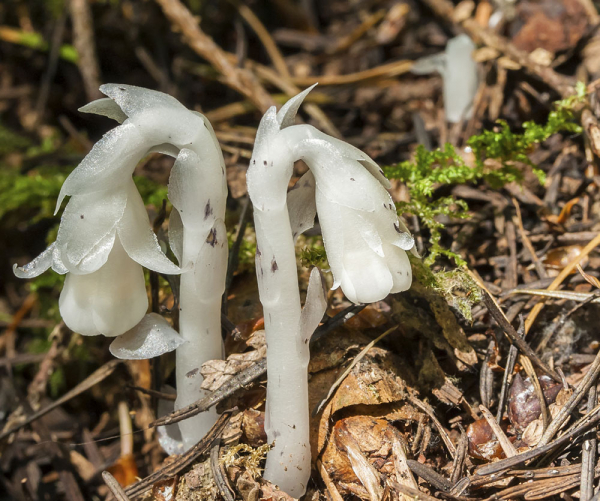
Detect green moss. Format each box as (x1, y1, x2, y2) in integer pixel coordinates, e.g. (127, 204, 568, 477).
(133, 175, 169, 208)
(228, 225, 257, 272)
(299, 242, 328, 268)
(385, 86, 585, 266)
(0, 167, 66, 221)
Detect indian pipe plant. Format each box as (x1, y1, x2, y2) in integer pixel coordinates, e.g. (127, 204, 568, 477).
(246, 86, 415, 496)
(14, 84, 416, 497)
(14, 84, 228, 451)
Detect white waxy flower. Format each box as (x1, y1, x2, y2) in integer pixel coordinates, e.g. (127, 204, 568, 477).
(249, 85, 415, 305)
(247, 86, 414, 497)
(411, 34, 478, 123)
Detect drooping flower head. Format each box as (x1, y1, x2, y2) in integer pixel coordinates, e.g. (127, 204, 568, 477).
(14, 84, 224, 344)
(247, 86, 415, 304)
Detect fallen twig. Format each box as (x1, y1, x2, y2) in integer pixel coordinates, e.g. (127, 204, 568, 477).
(0, 359, 122, 442)
(481, 290, 560, 382)
(125, 411, 232, 498)
(581, 387, 597, 501)
(476, 402, 600, 475)
(102, 471, 131, 501)
(154, 0, 274, 112)
(538, 349, 600, 446)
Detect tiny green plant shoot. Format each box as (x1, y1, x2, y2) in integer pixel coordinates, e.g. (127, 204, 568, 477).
(384, 82, 586, 268)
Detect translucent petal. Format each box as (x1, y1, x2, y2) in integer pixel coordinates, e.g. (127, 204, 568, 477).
(341, 249, 393, 304)
(254, 106, 280, 157)
(294, 136, 386, 212)
(56, 122, 147, 211)
(385, 245, 412, 294)
(118, 181, 182, 275)
(320, 132, 391, 189)
(100, 84, 184, 119)
(299, 267, 327, 348)
(59, 273, 98, 336)
(316, 191, 397, 304)
(357, 213, 384, 257)
(57, 188, 127, 273)
(168, 208, 184, 265)
(109, 313, 185, 360)
(276, 84, 317, 129)
(314, 190, 346, 292)
(90, 239, 148, 336)
(193, 219, 228, 301)
(168, 148, 225, 232)
(288, 171, 316, 242)
(50, 246, 69, 275)
(13, 243, 55, 279)
(59, 238, 148, 337)
(101, 84, 209, 148)
(78, 98, 127, 123)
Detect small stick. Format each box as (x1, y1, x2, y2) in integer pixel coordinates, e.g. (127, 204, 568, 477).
(477, 402, 600, 475)
(450, 431, 468, 485)
(496, 344, 518, 423)
(521, 355, 550, 432)
(581, 386, 598, 501)
(479, 404, 517, 457)
(406, 460, 452, 492)
(513, 198, 547, 279)
(102, 471, 130, 501)
(211, 437, 235, 501)
(524, 232, 600, 333)
(153, 0, 274, 111)
(127, 385, 176, 401)
(125, 412, 231, 498)
(481, 290, 560, 382)
(408, 397, 456, 457)
(388, 481, 440, 501)
(539, 349, 600, 446)
(0, 360, 121, 441)
(318, 460, 345, 501)
(480, 339, 495, 409)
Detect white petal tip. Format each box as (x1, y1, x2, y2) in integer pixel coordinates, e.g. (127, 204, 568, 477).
(109, 313, 185, 360)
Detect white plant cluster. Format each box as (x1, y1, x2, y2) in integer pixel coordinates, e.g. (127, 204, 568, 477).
(15, 84, 416, 497)
(14, 84, 228, 450)
(247, 86, 415, 495)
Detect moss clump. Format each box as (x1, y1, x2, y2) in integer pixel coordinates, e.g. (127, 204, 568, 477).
(221, 443, 271, 479)
(385, 83, 586, 267)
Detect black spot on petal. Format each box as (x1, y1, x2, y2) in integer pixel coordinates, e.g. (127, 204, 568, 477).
(204, 200, 213, 220)
(206, 227, 217, 247)
(263, 160, 267, 166)
(271, 258, 278, 273)
(394, 222, 402, 233)
(80, 215, 84, 219)
(350, 178, 355, 181)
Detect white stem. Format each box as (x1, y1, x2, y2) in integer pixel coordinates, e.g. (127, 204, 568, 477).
(175, 228, 223, 450)
(253, 207, 311, 497)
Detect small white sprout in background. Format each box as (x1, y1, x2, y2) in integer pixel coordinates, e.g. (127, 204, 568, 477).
(411, 34, 479, 123)
(247, 85, 415, 496)
(14, 84, 228, 451)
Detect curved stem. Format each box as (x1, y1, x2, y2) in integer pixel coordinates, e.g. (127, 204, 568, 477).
(253, 207, 311, 497)
(175, 229, 223, 450)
